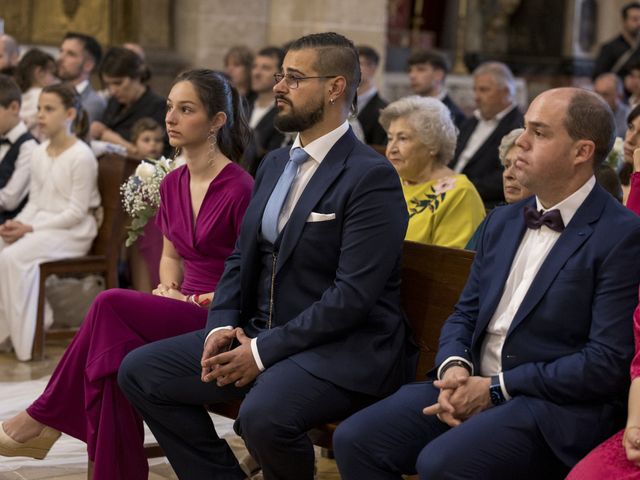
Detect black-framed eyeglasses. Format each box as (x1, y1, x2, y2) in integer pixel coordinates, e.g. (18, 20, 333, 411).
(273, 73, 338, 89)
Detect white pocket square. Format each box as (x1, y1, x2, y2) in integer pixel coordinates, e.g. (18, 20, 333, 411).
(306, 212, 336, 222)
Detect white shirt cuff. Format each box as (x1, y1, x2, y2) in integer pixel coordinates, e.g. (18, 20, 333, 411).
(250, 337, 265, 372)
(437, 356, 474, 380)
(204, 325, 232, 343)
(498, 372, 511, 401)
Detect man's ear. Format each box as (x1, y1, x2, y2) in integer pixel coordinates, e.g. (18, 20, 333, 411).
(328, 76, 347, 100)
(574, 139, 596, 167)
(8, 100, 20, 116)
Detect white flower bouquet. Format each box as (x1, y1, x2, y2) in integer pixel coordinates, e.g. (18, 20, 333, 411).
(120, 157, 174, 247)
(605, 137, 624, 172)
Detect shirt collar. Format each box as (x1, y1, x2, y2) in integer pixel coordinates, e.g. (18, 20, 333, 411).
(75, 80, 89, 95)
(473, 103, 516, 122)
(5, 121, 28, 143)
(535, 175, 596, 227)
(291, 120, 350, 165)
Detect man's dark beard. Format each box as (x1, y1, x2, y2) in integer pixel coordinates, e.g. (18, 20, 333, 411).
(274, 100, 324, 133)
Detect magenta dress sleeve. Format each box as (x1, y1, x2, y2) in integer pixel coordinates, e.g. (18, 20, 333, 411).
(627, 172, 640, 216)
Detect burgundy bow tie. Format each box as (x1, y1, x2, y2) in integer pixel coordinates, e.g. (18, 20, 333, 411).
(523, 206, 565, 232)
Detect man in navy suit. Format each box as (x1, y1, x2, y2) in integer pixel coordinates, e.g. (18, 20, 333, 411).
(450, 61, 523, 207)
(118, 32, 415, 480)
(334, 87, 640, 479)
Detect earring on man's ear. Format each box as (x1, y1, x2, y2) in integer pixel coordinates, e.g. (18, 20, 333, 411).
(329, 98, 336, 105)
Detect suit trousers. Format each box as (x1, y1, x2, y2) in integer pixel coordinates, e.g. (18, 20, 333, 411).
(118, 328, 373, 480)
(334, 382, 569, 480)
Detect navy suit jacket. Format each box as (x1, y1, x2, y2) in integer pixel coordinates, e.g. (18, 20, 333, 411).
(206, 128, 416, 397)
(450, 106, 523, 207)
(435, 184, 640, 465)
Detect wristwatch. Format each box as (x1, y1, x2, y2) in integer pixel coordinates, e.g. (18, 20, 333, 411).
(489, 375, 506, 406)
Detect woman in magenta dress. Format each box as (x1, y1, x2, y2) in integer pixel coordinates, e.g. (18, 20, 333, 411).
(0, 69, 253, 480)
(566, 107, 640, 480)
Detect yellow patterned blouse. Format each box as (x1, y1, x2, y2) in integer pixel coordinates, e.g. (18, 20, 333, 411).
(403, 174, 485, 249)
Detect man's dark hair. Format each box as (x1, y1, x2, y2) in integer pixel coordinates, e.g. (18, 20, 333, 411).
(407, 49, 450, 74)
(0, 74, 21, 107)
(286, 32, 361, 111)
(357, 45, 380, 66)
(564, 89, 616, 169)
(257, 46, 285, 69)
(64, 32, 103, 67)
(623, 2, 640, 19)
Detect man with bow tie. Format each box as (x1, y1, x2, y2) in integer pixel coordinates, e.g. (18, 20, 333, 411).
(118, 32, 415, 480)
(334, 87, 640, 479)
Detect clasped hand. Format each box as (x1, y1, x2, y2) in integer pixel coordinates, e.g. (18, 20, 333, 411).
(200, 328, 260, 388)
(423, 367, 492, 427)
(0, 220, 33, 244)
(152, 282, 186, 301)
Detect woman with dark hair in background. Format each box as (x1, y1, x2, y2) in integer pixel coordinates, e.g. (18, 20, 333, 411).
(0, 84, 98, 361)
(15, 48, 58, 135)
(224, 45, 254, 100)
(0, 70, 253, 480)
(90, 46, 166, 157)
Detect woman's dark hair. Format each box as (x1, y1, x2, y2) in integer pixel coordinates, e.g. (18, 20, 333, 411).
(15, 48, 55, 92)
(100, 46, 150, 83)
(41, 83, 89, 142)
(628, 104, 640, 126)
(173, 69, 251, 163)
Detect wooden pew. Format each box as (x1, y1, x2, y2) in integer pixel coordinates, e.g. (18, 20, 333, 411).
(145, 242, 475, 460)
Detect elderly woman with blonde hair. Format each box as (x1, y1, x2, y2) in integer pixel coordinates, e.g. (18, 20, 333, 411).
(380, 95, 485, 248)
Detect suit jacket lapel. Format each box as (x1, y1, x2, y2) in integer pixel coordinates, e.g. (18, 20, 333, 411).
(275, 129, 355, 273)
(473, 202, 529, 339)
(506, 185, 605, 336)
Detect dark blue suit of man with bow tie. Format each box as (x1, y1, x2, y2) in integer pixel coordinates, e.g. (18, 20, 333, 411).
(119, 33, 416, 480)
(334, 88, 640, 480)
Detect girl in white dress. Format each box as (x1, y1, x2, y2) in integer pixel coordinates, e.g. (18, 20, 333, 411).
(0, 84, 100, 361)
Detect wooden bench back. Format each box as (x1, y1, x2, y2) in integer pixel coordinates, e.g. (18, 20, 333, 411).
(89, 154, 136, 264)
(400, 241, 475, 379)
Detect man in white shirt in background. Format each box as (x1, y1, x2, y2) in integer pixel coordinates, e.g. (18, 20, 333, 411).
(57, 32, 106, 124)
(334, 87, 640, 480)
(450, 61, 524, 207)
(243, 46, 285, 176)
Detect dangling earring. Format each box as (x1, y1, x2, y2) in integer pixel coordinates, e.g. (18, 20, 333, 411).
(207, 130, 218, 166)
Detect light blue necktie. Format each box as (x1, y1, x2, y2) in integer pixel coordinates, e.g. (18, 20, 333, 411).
(261, 147, 309, 243)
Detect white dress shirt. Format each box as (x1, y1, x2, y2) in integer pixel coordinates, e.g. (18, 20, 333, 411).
(452, 104, 516, 173)
(75, 79, 89, 95)
(439, 176, 596, 400)
(0, 121, 37, 212)
(248, 103, 273, 129)
(207, 121, 351, 371)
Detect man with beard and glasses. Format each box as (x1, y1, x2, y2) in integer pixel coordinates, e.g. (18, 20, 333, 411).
(118, 32, 416, 480)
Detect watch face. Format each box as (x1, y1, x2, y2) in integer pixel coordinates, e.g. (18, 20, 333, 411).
(490, 389, 502, 405)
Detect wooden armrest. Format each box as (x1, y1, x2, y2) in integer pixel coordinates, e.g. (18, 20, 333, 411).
(40, 255, 108, 276)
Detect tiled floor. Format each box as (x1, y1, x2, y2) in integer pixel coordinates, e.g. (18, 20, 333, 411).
(0, 339, 341, 480)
